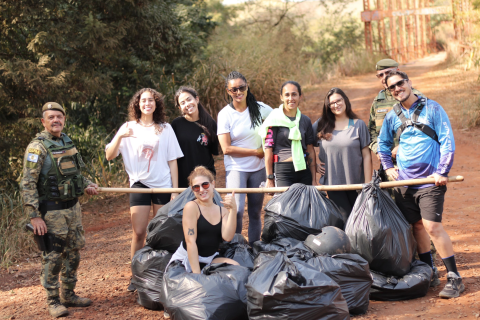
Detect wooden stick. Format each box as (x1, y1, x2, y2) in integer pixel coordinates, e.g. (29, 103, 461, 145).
(97, 175, 464, 194)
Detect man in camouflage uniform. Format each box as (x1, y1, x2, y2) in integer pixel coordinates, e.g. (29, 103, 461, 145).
(368, 59, 424, 174)
(21, 102, 98, 318)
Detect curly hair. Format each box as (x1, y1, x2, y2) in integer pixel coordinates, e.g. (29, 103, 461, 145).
(128, 88, 166, 134)
(316, 87, 358, 140)
(188, 166, 215, 186)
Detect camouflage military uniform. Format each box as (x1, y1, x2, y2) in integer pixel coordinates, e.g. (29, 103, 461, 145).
(21, 130, 92, 299)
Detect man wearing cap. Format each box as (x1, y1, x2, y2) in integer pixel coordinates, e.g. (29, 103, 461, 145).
(368, 59, 424, 167)
(21, 102, 99, 318)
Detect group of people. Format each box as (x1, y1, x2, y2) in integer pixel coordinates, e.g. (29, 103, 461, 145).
(22, 59, 462, 319)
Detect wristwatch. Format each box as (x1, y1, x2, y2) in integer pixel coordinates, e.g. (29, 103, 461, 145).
(267, 174, 274, 180)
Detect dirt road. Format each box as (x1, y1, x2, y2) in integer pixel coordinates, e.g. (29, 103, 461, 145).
(1, 53, 480, 319)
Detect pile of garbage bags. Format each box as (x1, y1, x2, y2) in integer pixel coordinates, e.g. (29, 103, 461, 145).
(132, 177, 433, 319)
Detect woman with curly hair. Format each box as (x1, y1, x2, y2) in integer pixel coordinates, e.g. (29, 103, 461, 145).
(105, 88, 183, 291)
(313, 88, 372, 221)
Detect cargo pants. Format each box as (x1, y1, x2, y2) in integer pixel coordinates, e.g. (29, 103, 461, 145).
(40, 202, 85, 298)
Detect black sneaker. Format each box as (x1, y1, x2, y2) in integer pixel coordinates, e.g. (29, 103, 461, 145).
(430, 266, 441, 288)
(127, 277, 136, 292)
(439, 271, 465, 299)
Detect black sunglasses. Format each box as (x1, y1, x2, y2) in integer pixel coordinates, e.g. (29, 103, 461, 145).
(227, 85, 248, 94)
(387, 79, 408, 92)
(191, 181, 210, 192)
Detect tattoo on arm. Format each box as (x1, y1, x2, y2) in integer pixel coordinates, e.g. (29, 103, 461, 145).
(307, 156, 314, 167)
(188, 228, 194, 236)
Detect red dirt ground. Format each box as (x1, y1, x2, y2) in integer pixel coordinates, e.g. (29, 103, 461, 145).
(1, 52, 480, 319)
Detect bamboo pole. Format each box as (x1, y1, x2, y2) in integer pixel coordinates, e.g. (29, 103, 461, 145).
(97, 176, 464, 194)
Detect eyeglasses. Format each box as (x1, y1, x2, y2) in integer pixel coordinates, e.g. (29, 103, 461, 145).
(387, 79, 408, 92)
(191, 182, 210, 192)
(376, 69, 394, 79)
(328, 98, 344, 108)
(227, 85, 248, 94)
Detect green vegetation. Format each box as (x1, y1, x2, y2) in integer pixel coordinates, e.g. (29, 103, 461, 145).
(0, 0, 402, 266)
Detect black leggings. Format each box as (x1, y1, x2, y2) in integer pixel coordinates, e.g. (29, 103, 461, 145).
(327, 190, 359, 222)
(274, 162, 312, 187)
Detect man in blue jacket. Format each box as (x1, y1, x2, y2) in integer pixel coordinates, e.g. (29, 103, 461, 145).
(378, 70, 463, 299)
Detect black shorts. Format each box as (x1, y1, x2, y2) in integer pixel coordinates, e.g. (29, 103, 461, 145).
(274, 162, 312, 187)
(393, 185, 447, 224)
(129, 181, 171, 207)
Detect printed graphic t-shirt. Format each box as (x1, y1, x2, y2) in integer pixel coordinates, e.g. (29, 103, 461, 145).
(171, 116, 219, 188)
(217, 102, 272, 172)
(106, 121, 184, 188)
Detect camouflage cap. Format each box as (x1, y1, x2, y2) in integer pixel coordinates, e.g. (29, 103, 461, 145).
(376, 59, 399, 70)
(42, 102, 65, 115)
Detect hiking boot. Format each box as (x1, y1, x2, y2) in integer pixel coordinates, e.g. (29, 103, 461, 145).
(60, 289, 92, 307)
(127, 277, 136, 292)
(439, 272, 465, 299)
(47, 297, 69, 318)
(430, 266, 441, 288)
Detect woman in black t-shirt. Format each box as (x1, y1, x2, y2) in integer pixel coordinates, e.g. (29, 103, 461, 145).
(172, 87, 219, 188)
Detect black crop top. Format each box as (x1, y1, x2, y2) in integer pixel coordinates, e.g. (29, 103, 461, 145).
(183, 201, 223, 257)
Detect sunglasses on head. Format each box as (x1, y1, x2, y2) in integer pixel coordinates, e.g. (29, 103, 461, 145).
(227, 85, 248, 94)
(387, 78, 408, 92)
(376, 69, 394, 78)
(191, 181, 210, 192)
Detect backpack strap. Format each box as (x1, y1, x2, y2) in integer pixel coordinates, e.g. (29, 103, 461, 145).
(394, 99, 439, 144)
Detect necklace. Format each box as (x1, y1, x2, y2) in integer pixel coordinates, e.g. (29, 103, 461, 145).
(139, 119, 155, 127)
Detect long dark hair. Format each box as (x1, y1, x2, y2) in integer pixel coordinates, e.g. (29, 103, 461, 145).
(174, 86, 218, 148)
(316, 87, 358, 140)
(128, 88, 166, 134)
(225, 71, 263, 128)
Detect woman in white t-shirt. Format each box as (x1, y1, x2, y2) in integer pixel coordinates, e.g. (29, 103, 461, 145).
(217, 71, 272, 246)
(105, 88, 183, 292)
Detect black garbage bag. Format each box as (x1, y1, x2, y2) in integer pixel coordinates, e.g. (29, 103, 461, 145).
(146, 188, 223, 252)
(219, 234, 255, 270)
(252, 237, 311, 256)
(261, 184, 344, 243)
(345, 171, 416, 277)
(246, 251, 350, 320)
(131, 246, 172, 310)
(161, 261, 250, 320)
(369, 260, 432, 301)
(305, 254, 372, 315)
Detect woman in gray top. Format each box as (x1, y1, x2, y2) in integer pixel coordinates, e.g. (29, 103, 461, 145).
(313, 87, 372, 221)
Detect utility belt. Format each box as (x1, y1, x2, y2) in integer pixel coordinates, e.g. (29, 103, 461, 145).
(39, 198, 78, 215)
(26, 198, 77, 253)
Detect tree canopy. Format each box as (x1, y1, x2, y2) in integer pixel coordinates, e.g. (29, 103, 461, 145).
(0, 0, 216, 188)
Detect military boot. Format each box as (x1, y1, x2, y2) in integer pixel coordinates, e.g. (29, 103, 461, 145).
(60, 289, 92, 307)
(47, 297, 69, 318)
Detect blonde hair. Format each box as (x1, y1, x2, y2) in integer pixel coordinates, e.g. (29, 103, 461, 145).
(188, 166, 215, 186)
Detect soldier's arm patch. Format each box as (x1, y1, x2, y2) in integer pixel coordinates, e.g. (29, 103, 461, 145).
(26, 153, 39, 168)
(28, 148, 42, 155)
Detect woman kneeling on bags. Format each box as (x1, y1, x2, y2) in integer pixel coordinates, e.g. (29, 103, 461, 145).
(169, 166, 239, 274)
